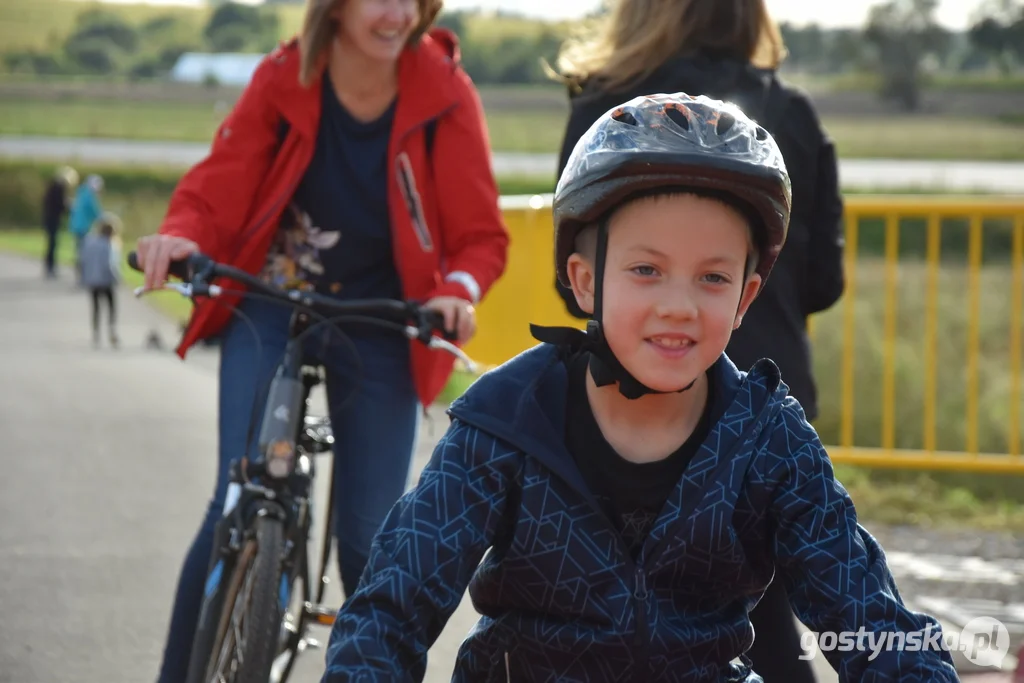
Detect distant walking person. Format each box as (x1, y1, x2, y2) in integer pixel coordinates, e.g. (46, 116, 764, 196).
(80, 213, 122, 349)
(41, 166, 78, 278)
(69, 174, 104, 284)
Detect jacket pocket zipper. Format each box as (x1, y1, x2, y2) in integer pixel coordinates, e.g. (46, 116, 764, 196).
(395, 152, 434, 253)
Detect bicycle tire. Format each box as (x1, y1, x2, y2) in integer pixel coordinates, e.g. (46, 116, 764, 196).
(183, 536, 242, 683)
(186, 514, 287, 683)
(270, 550, 308, 683)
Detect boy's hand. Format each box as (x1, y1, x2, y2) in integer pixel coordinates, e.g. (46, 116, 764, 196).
(424, 296, 476, 344)
(136, 234, 200, 291)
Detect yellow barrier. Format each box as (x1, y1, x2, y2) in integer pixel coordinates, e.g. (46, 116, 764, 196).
(463, 194, 1024, 474)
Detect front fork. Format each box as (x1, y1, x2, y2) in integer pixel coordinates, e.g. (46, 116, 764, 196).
(211, 310, 314, 568)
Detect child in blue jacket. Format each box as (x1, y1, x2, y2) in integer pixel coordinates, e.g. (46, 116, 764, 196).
(322, 93, 960, 682)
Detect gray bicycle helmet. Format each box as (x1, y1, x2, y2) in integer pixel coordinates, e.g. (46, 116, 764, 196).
(553, 92, 792, 293)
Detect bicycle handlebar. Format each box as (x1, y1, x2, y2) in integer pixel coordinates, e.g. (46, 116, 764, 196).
(126, 250, 476, 371)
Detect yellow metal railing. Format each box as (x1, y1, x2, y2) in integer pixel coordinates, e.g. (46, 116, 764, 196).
(463, 194, 1024, 474)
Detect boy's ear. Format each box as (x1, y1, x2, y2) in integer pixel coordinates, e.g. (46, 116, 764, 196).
(566, 253, 596, 317)
(733, 274, 762, 329)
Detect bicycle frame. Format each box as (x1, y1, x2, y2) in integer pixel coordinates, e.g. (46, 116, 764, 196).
(127, 249, 476, 683)
(209, 308, 343, 682)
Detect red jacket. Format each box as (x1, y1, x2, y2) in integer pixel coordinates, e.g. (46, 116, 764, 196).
(160, 29, 509, 406)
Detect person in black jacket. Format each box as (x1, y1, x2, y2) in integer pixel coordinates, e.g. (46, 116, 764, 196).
(548, 0, 845, 681)
(41, 166, 78, 278)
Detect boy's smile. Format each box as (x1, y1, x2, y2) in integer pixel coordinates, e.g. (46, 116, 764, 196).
(568, 192, 763, 394)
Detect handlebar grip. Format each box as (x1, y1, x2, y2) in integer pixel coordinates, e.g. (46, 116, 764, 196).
(127, 250, 196, 281)
(422, 309, 459, 342)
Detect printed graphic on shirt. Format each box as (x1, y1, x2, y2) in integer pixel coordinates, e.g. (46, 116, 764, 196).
(260, 203, 341, 290)
(593, 492, 659, 558)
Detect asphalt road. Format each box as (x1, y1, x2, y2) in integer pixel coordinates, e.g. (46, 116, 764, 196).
(0, 253, 490, 683)
(3, 134, 1024, 193)
(1, 250, 1015, 683)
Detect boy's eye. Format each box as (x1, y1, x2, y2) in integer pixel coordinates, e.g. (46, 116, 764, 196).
(703, 273, 730, 284)
(631, 265, 657, 276)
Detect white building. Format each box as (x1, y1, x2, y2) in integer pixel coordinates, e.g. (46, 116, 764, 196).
(169, 52, 265, 86)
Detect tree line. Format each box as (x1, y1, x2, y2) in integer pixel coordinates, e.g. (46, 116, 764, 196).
(2, 0, 1021, 110)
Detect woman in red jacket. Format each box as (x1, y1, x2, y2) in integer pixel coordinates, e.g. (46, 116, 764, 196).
(136, 0, 508, 679)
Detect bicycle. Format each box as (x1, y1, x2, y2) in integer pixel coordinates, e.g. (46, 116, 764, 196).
(128, 250, 476, 683)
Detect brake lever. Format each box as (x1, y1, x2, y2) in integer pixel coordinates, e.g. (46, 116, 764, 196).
(403, 325, 478, 373)
(133, 282, 223, 298)
(429, 337, 478, 373)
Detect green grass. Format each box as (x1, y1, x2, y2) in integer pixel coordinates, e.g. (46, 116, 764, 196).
(810, 259, 1024, 455)
(2, 93, 1023, 159)
(825, 115, 1024, 161)
(485, 110, 568, 154)
(781, 70, 1024, 94)
(832, 463, 1024, 530)
(0, 97, 229, 142)
(0, 159, 556, 236)
(0, 96, 569, 153)
(0, 0, 200, 52)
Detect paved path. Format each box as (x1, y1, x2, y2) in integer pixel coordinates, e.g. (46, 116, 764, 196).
(3, 134, 1024, 193)
(0, 253, 483, 683)
(1, 249, 1015, 682)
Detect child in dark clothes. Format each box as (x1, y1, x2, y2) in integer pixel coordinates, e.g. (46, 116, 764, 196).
(321, 93, 959, 683)
(79, 213, 122, 348)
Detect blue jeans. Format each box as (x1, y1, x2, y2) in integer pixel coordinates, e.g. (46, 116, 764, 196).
(156, 298, 421, 683)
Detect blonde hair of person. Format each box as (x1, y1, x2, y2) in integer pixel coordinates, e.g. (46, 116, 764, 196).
(298, 0, 444, 87)
(56, 165, 79, 187)
(550, 0, 788, 94)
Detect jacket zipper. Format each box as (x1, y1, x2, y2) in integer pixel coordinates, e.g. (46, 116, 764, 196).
(391, 106, 455, 263)
(396, 152, 433, 253)
(628, 393, 780, 682)
(633, 566, 649, 644)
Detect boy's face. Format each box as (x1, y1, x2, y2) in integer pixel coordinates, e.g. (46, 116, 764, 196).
(566, 193, 762, 393)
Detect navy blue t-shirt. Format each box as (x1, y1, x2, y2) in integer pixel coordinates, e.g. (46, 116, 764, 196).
(260, 73, 403, 303)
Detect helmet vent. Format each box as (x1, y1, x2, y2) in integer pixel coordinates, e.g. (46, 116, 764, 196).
(664, 106, 690, 131)
(716, 112, 736, 135)
(611, 109, 639, 126)
(755, 126, 768, 141)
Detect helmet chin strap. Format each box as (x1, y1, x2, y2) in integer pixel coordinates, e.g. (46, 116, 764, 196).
(531, 216, 695, 400)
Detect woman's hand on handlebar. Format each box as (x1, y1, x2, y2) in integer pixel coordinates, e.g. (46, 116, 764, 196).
(424, 296, 476, 345)
(135, 234, 200, 291)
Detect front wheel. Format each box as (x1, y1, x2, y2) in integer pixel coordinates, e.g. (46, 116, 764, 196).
(186, 513, 287, 683)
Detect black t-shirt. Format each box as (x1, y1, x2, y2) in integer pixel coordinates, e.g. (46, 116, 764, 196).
(565, 352, 718, 559)
(260, 72, 403, 303)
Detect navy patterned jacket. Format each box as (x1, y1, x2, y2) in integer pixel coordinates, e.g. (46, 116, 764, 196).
(323, 344, 959, 683)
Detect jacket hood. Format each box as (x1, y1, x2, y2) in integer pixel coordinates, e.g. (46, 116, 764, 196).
(447, 344, 788, 503)
(574, 53, 776, 117)
(425, 26, 459, 62)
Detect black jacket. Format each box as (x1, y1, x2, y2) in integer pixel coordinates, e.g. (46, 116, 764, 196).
(42, 179, 69, 229)
(555, 54, 845, 420)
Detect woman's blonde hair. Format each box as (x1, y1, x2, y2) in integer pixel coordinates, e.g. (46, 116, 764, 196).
(299, 0, 443, 87)
(551, 0, 787, 94)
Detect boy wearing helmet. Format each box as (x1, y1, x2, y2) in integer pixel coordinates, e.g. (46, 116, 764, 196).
(323, 94, 958, 682)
